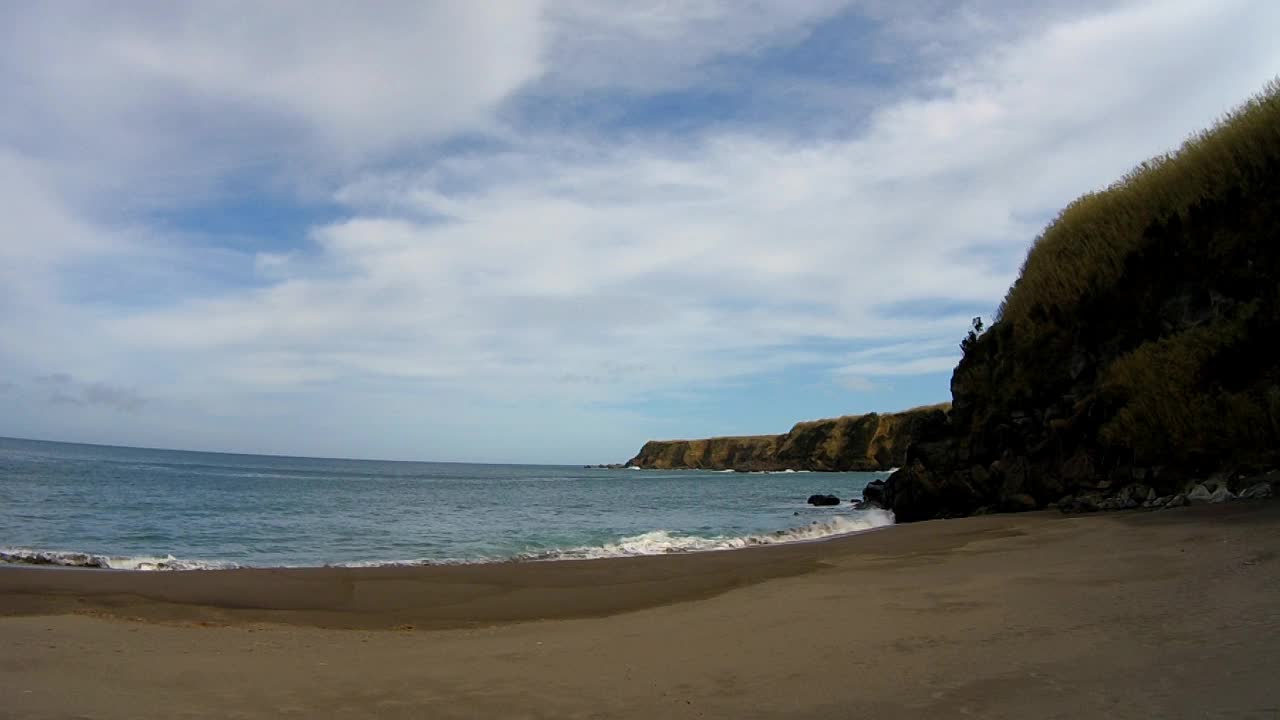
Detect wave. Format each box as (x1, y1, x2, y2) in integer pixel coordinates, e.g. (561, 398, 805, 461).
(0, 510, 894, 571)
(0, 548, 238, 571)
(514, 509, 895, 561)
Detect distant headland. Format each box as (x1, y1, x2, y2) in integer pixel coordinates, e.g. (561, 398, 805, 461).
(616, 404, 948, 472)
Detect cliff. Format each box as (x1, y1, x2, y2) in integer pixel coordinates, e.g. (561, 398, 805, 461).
(625, 404, 949, 471)
(869, 80, 1280, 521)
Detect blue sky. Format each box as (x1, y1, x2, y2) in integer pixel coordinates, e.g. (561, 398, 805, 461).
(1, 1, 1277, 463)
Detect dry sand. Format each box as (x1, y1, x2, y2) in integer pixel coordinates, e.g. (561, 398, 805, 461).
(2, 502, 1278, 719)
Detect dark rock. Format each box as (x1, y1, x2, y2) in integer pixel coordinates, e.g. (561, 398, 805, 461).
(1060, 450, 1098, 488)
(1115, 484, 1152, 507)
(1097, 496, 1130, 511)
(1143, 495, 1170, 508)
(1208, 486, 1234, 504)
(1235, 470, 1280, 494)
(996, 456, 1031, 501)
(1163, 494, 1189, 509)
(1068, 349, 1091, 381)
(1058, 494, 1104, 514)
(806, 494, 841, 506)
(1001, 493, 1038, 513)
(1150, 466, 1189, 494)
(1240, 482, 1273, 500)
(880, 462, 955, 523)
(1187, 484, 1213, 503)
(1204, 473, 1230, 493)
(862, 479, 886, 507)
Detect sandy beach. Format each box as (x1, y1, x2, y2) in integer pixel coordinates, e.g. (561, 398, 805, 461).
(2, 502, 1278, 719)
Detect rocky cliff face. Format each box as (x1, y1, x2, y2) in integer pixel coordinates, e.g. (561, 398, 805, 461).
(625, 405, 949, 472)
(868, 82, 1280, 522)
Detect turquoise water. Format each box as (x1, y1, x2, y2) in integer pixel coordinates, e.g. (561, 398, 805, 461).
(0, 437, 892, 570)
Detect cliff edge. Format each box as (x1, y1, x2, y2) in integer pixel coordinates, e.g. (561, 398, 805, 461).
(870, 81, 1280, 521)
(625, 404, 949, 472)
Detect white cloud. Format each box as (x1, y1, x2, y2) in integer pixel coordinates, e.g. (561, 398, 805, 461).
(1, 2, 548, 208)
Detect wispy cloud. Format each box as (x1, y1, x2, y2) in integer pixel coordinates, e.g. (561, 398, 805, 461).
(33, 374, 148, 413)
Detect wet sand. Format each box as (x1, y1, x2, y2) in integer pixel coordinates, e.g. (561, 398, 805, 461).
(3, 503, 1279, 718)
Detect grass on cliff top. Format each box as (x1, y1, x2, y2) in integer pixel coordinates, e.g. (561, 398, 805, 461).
(653, 403, 952, 443)
(998, 78, 1280, 327)
(788, 402, 951, 430)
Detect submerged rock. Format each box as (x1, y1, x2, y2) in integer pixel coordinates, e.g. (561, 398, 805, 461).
(806, 494, 841, 507)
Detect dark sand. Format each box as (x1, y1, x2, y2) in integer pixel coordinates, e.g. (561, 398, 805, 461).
(3, 503, 1279, 718)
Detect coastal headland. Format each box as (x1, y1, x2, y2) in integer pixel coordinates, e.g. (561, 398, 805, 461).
(624, 404, 948, 471)
(863, 83, 1280, 522)
(3, 501, 1278, 718)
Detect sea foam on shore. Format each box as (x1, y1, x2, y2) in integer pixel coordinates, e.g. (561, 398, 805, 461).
(0, 548, 239, 571)
(518, 509, 894, 561)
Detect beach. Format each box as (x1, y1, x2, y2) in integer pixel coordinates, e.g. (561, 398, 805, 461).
(2, 502, 1278, 719)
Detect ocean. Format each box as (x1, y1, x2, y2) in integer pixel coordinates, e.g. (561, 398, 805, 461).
(0, 436, 893, 570)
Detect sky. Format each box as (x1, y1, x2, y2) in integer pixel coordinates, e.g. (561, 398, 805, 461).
(1, 1, 1277, 464)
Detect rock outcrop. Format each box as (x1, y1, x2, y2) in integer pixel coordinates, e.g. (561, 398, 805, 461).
(624, 405, 949, 472)
(867, 82, 1280, 522)
(806, 494, 841, 506)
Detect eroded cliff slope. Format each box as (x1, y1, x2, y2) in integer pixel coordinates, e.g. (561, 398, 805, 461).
(625, 405, 949, 471)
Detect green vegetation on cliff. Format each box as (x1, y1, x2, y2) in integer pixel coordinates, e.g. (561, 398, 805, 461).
(878, 80, 1280, 521)
(626, 404, 949, 472)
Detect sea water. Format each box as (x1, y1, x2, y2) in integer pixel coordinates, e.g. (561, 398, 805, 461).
(0, 436, 892, 570)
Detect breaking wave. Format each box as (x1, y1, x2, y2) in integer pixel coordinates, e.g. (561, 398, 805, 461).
(0, 548, 239, 571)
(515, 509, 895, 561)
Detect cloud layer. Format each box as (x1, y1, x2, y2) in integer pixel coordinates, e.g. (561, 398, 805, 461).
(2, 0, 1278, 461)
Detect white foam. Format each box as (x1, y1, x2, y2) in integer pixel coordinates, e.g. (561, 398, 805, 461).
(517, 509, 895, 561)
(0, 548, 237, 571)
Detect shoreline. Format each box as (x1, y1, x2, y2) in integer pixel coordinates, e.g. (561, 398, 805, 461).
(1, 501, 1271, 630)
(0, 504, 896, 573)
(4, 501, 1278, 718)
